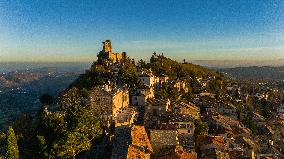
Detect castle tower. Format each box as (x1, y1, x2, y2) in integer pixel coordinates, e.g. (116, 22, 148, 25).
(103, 40, 112, 53)
(98, 40, 128, 64)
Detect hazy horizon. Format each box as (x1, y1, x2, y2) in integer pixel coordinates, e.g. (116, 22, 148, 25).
(1, 59, 284, 72)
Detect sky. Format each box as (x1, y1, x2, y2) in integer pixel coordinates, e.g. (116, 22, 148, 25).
(1, 0, 284, 64)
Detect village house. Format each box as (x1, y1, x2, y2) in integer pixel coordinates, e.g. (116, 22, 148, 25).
(197, 97, 216, 115)
(197, 135, 230, 159)
(168, 115, 196, 150)
(156, 74, 169, 87)
(205, 113, 242, 139)
(145, 98, 171, 116)
(172, 102, 200, 120)
(254, 92, 269, 100)
(138, 69, 169, 89)
(252, 112, 266, 123)
(131, 86, 154, 106)
(169, 79, 188, 92)
(277, 104, 284, 114)
(171, 146, 198, 159)
(226, 84, 241, 96)
(138, 69, 156, 88)
(144, 112, 196, 155)
(89, 85, 129, 118)
(200, 79, 209, 87)
(198, 92, 216, 98)
(235, 136, 257, 159)
(216, 102, 238, 120)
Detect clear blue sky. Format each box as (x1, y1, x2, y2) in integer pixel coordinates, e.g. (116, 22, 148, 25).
(1, 0, 284, 62)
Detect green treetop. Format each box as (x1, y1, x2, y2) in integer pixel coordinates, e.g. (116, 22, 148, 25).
(6, 127, 19, 159)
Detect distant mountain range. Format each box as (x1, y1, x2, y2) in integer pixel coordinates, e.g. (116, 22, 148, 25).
(191, 60, 284, 68)
(219, 66, 284, 81)
(0, 66, 88, 130)
(0, 62, 90, 73)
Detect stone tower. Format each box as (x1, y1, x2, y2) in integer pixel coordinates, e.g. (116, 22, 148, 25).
(98, 40, 128, 64)
(103, 40, 112, 53)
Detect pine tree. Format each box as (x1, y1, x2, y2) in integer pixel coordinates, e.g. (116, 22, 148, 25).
(6, 127, 19, 159)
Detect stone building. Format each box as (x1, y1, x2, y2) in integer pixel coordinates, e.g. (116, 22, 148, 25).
(168, 116, 196, 150)
(172, 102, 200, 120)
(138, 69, 156, 87)
(131, 87, 154, 106)
(197, 135, 230, 159)
(216, 102, 238, 120)
(157, 74, 169, 86)
(145, 98, 171, 116)
(277, 104, 284, 114)
(89, 85, 129, 118)
(169, 119, 195, 137)
(97, 40, 128, 63)
(138, 69, 169, 88)
(169, 79, 188, 92)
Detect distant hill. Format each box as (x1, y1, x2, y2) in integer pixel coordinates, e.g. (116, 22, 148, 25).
(219, 66, 284, 81)
(0, 67, 85, 130)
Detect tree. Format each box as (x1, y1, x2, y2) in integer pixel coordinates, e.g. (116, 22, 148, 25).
(194, 119, 209, 136)
(12, 113, 34, 159)
(49, 104, 101, 159)
(118, 63, 138, 88)
(194, 119, 209, 158)
(12, 113, 33, 138)
(235, 102, 244, 120)
(259, 98, 272, 118)
(0, 132, 5, 158)
(39, 94, 54, 105)
(28, 135, 48, 159)
(52, 132, 92, 159)
(137, 59, 147, 68)
(59, 87, 87, 110)
(6, 127, 19, 159)
(46, 87, 102, 159)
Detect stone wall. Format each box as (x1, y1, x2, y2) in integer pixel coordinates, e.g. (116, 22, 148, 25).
(112, 125, 153, 159)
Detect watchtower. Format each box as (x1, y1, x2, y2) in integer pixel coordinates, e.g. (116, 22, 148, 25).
(103, 40, 112, 53)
